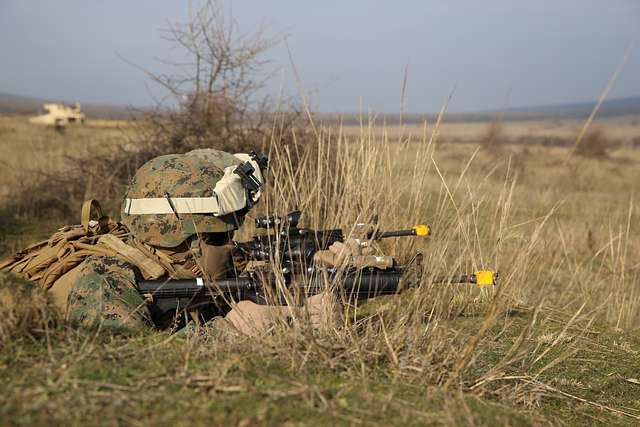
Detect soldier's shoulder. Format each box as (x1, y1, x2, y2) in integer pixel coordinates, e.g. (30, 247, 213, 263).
(80, 255, 135, 272)
(67, 255, 151, 332)
(75, 255, 138, 286)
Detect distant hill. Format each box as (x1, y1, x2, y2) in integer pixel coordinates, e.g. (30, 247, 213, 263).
(0, 93, 139, 120)
(316, 96, 640, 126)
(2, 92, 639, 124)
(491, 96, 640, 119)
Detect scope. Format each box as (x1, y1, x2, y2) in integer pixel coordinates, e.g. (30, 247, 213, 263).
(255, 210, 302, 229)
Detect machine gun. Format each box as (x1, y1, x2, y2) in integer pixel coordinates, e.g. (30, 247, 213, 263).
(138, 260, 496, 322)
(140, 209, 431, 322)
(138, 211, 496, 324)
(233, 210, 343, 265)
(139, 264, 416, 318)
(233, 210, 430, 270)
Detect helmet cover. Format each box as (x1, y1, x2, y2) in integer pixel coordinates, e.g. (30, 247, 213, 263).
(121, 149, 249, 247)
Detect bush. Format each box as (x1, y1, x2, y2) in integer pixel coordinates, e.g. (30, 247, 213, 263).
(483, 121, 508, 151)
(575, 128, 613, 158)
(0, 272, 57, 345)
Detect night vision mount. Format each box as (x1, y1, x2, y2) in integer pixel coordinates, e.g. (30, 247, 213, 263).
(233, 151, 268, 206)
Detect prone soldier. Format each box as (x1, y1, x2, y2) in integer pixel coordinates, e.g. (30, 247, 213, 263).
(1, 148, 494, 336)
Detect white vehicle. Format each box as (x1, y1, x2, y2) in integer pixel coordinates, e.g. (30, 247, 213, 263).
(29, 103, 86, 127)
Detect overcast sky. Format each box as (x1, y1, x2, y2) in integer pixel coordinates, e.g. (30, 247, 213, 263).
(1, 1, 639, 112)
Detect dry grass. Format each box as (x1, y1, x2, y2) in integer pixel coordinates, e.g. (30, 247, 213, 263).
(1, 113, 640, 424)
(336, 114, 640, 147)
(231, 114, 640, 421)
(0, 116, 137, 214)
(0, 272, 57, 345)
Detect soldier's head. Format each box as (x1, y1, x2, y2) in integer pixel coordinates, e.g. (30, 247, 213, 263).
(121, 149, 267, 250)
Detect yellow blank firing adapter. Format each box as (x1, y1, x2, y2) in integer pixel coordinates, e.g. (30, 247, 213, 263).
(413, 224, 430, 236)
(473, 271, 496, 286)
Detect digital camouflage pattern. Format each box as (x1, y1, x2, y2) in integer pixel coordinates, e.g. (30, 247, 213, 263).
(121, 149, 245, 248)
(67, 149, 254, 332)
(67, 255, 152, 333)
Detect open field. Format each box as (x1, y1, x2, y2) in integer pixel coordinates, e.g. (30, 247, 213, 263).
(0, 116, 142, 254)
(1, 114, 640, 425)
(335, 114, 640, 146)
(0, 116, 135, 201)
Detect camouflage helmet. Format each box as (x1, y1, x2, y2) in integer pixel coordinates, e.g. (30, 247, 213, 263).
(121, 149, 265, 248)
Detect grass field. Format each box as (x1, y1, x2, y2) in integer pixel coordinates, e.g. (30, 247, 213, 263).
(336, 114, 640, 146)
(1, 114, 640, 425)
(0, 116, 140, 254)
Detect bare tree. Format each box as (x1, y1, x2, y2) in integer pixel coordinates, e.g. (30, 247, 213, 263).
(7, 1, 303, 222)
(137, 0, 287, 154)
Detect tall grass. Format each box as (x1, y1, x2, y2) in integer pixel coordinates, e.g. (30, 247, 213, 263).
(1, 113, 640, 420)
(216, 115, 640, 414)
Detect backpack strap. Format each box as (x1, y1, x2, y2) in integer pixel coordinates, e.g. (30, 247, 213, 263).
(81, 199, 103, 234)
(98, 234, 166, 280)
(2, 199, 174, 288)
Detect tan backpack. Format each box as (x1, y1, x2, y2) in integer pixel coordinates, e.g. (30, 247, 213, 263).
(0, 200, 168, 310)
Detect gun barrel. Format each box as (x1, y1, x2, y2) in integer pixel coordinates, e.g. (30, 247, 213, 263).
(432, 275, 475, 284)
(138, 268, 407, 302)
(376, 229, 418, 238)
(138, 278, 254, 299)
(431, 270, 497, 286)
(375, 224, 430, 239)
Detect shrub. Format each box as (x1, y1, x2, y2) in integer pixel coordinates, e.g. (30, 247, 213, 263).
(483, 121, 508, 151)
(575, 127, 612, 158)
(0, 272, 57, 345)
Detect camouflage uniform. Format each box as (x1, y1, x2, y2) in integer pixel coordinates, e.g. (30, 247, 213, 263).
(64, 149, 264, 334)
(122, 149, 244, 248)
(67, 256, 152, 332)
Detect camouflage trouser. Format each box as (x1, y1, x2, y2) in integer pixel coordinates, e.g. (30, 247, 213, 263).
(67, 256, 152, 333)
